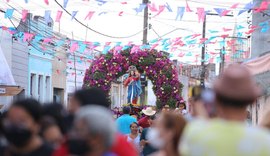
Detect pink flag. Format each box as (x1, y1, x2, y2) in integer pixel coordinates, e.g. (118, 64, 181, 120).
(105, 42, 111, 46)
(2, 26, 8, 30)
(22, 10, 28, 22)
(223, 28, 232, 32)
(44, 0, 49, 5)
(55, 10, 63, 22)
(199, 38, 208, 44)
(150, 44, 159, 50)
(221, 34, 229, 38)
(118, 11, 123, 16)
(131, 46, 140, 53)
(186, 0, 192, 12)
(85, 11, 95, 20)
(23, 33, 34, 42)
(70, 42, 79, 52)
(171, 47, 177, 52)
(256, 1, 268, 12)
(231, 3, 239, 9)
(245, 29, 255, 34)
(178, 53, 185, 57)
(221, 10, 230, 16)
(43, 38, 52, 43)
(197, 8, 205, 23)
(6, 0, 10, 2)
(191, 34, 201, 39)
(148, 3, 158, 12)
(153, 5, 166, 17)
(127, 41, 133, 46)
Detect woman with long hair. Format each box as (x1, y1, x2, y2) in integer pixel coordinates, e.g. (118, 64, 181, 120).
(148, 112, 186, 156)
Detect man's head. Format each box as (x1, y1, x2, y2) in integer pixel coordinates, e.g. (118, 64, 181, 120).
(148, 115, 156, 126)
(213, 64, 261, 120)
(68, 105, 116, 155)
(214, 64, 261, 108)
(3, 99, 42, 148)
(69, 88, 110, 113)
(122, 106, 131, 115)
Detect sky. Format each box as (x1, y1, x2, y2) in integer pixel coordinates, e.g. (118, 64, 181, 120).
(0, 0, 252, 64)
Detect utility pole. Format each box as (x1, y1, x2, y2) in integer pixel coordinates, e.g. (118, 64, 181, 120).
(200, 13, 233, 87)
(141, 0, 149, 105)
(142, 0, 149, 44)
(220, 38, 226, 74)
(71, 32, 77, 90)
(200, 15, 206, 88)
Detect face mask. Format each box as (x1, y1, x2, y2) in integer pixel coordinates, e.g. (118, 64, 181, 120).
(146, 128, 165, 149)
(3, 123, 32, 148)
(67, 138, 90, 156)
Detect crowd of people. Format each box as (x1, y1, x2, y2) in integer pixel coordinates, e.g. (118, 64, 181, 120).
(0, 63, 270, 156)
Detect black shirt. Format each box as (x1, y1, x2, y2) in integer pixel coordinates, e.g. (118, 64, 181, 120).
(140, 128, 158, 156)
(1, 142, 53, 156)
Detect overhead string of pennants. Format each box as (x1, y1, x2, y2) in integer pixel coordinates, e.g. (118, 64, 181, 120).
(4, 0, 270, 23)
(1, 0, 269, 66)
(0, 24, 252, 62)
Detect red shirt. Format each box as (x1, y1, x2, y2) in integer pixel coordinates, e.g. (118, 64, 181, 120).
(53, 134, 138, 156)
(138, 116, 150, 128)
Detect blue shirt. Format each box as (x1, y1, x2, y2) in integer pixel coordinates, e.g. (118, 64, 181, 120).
(116, 114, 137, 134)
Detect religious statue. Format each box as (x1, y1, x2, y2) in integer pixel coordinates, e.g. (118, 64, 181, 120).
(124, 66, 142, 104)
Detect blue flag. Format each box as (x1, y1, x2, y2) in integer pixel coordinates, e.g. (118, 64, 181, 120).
(175, 7, 185, 21)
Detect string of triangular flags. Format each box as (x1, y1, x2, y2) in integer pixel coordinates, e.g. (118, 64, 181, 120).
(4, 0, 269, 23)
(1, 25, 251, 65)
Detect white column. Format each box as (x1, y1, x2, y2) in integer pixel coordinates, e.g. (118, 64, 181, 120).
(33, 74, 38, 99)
(40, 75, 45, 103)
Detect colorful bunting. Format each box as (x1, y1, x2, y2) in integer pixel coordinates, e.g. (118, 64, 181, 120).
(55, 10, 63, 22)
(96, 0, 107, 6)
(197, 8, 205, 23)
(148, 3, 158, 12)
(85, 11, 95, 20)
(175, 7, 185, 21)
(238, 1, 255, 15)
(70, 42, 79, 52)
(99, 12, 108, 16)
(5, 9, 14, 19)
(22, 10, 28, 22)
(44, 0, 49, 5)
(165, 2, 173, 12)
(214, 8, 225, 16)
(231, 3, 239, 9)
(134, 4, 147, 14)
(44, 10, 52, 24)
(255, 0, 268, 12)
(153, 5, 166, 17)
(118, 11, 124, 16)
(23, 33, 34, 42)
(185, 0, 192, 12)
(71, 11, 78, 20)
(63, 0, 69, 8)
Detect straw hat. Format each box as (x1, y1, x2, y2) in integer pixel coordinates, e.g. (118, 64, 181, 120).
(214, 64, 261, 101)
(142, 107, 156, 116)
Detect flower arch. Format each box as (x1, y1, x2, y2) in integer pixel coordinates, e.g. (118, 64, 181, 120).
(83, 48, 183, 108)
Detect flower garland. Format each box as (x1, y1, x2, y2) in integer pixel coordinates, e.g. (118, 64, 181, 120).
(83, 48, 183, 108)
